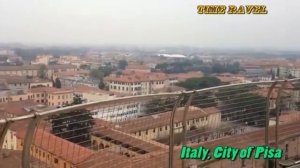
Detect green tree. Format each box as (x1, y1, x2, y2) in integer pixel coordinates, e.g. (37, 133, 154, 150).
(51, 96, 94, 145)
(38, 64, 47, 79)
(80, 64, 90, 70)
(55, 78, 62, 88)
(176, 76, 221, 91)
(98, 80, 105, 89)
(49, 60, 58, 65)
(89, 69, 104, 79)
(118, 60, 128, 70)
(287, 74, 295, 79)
(116, 71, 122, 76)
(99, 66, 113, 77)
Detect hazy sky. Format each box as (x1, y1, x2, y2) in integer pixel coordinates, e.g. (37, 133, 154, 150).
(0, 0, 299, 49)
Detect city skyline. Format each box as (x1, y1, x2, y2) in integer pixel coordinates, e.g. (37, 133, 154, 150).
(0, 0, 299, 50)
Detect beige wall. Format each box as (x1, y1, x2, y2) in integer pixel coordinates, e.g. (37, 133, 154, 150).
(32, 91, 73, 106)
(0, 68, 76, 78)
(2, 129, 17, 150)
(91, 135, 138, 157)
(133, 112, 221, 140)
(47, 92, 73, 106)
(107, 79, 170, 95)
(30, 145, 74, 168)
(0, 92, 34, 103)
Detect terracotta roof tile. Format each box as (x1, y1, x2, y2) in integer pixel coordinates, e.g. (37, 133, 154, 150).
(30, 87, 73, 94)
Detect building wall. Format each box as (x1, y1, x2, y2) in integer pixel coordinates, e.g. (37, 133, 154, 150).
(10, 93, 33, 102)
(16, 138, 74, 168)
(279, 67, 300, 78)
(8, 82, 29, 91)
(108, 81, 142, 95)
(91, 135, 138, 157)
(47, 92, 73, 107)
(30, 82, 53, 88)
(2, 129, 17, 150)
(31, 91, 73, 107)
(133, 112, 221, 140)
(107, 80, 170, 95)
(0, 92, 33, 103)
(0, 67, 76, 78)
(0, 70, 38, 77)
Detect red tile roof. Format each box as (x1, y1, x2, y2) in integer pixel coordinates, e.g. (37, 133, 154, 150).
(33, 129, 94, 165)
(105, 72, 170, 83)
(169, 71, 204, 81)
(0, 100, 37, 117)
(30, 87, 73, 94)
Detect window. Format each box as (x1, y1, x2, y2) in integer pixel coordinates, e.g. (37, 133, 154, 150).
(43, 152, 45, 158)
(64, 162, 67, 168)
(58, 96, 60, 99)
(54, 158, 59, 164)
(145, 130, 148, 135)
(165, 126, 168, 130)
(138, 131, 141, 136)
(153, 129, 155, 133)
(159, 127, 162, 131)
(41, 93, 44, 97)
(37, 94, 40, 98)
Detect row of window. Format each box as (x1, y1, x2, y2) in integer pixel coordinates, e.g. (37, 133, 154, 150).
(136, 125, 169, 136)
(0, 97, 10, 102)
(33, 147, 69, 168)
(110, 85, 141, 92)
(135, 117, 209, 136)
(110, 81, 141, 85)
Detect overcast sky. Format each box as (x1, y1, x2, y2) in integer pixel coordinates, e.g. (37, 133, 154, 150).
(0, 0, 299, 50)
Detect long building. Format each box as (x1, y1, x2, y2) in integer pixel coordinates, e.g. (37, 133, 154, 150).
(117, 106, 221, 140)
(0, 64, 77, 78)
(104, 71, 172, 95)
